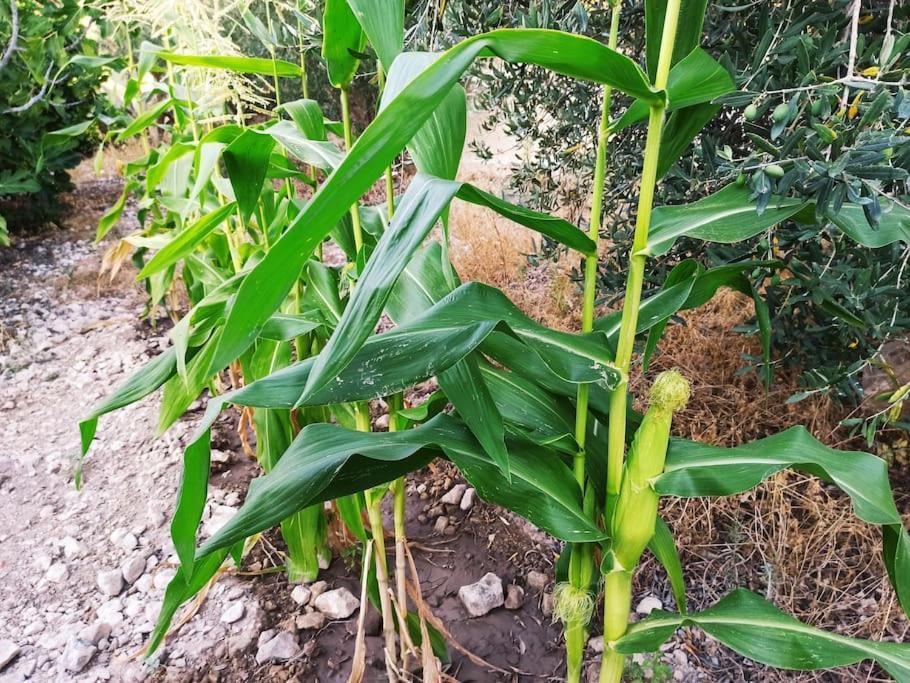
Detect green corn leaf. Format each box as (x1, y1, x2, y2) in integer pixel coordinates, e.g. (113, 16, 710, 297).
(380, 52, 467, 181)
(645, 0, 709, 80)
(116, 99, 172, 142)
(346, 0, 404, 72)
(437, 354, 510, 479)
(656, 101, 721, 178)
(157, 52, 302, 76)
(826, 200, 910, 247)
(258, 313, 323, 342)
(136, 203, 237, 280)
(647, 517, 687, 614)
(322, 0, 366, 88)
(302, 174, 596, 403)
(278, 99, 327, 141)
(647, 184, 806, 256)
(615, 589, 910, 680)
(197, 413, 604, 561)
(96, 181, 136, 242)
(223, 129, 275, 223)
(657, 428, 910, 616)
(146, 142, 194, 194)
(209, 29, 654, 377)
(79, 348, 178, 457)
(263, 121, 344, 170)
(612, 48, 733, 134)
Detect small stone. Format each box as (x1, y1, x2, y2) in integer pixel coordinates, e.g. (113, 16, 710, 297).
(440, 484, 466, 506)
(460, 488, 476, 511)
(62, 536, 87, 559)
(46, 563, 68, 583)
(587, 636, 604, 653)
(635, 596, 663, 615)
(295, 612, 325, 630)
(541, 592, 554, 617)
(118, 532, 138, 552)
(121, 556, 146, 584)
(313, 588, 360, 620)
(416, 483, 427, 494)
(203, 504, 237, 538)
(79, 622, 112, 646)
(433, 516, 449, 533)
(258, 630, 276, 648)
(0, 640, 20, 671)
(221, 601, 245, 624)
(255, 632, 299, 664)
(309, 581, 328, 600)
(97, 569, 124, 596)
(504, 584, 525, 610)
(374, 414, 389, 430)
(458, 573, 504, 617)
(526, 571, 549, 591)
(291, 585, 311, 606)
(210, 449, 231, 464)
(153, 567, 176, 591)
(62, 639, 96, 672)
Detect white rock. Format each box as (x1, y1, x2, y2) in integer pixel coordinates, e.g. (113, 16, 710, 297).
(97, 569, 124, 597)
(121, 556, 146, 584)
(220, 601, 245, 624)
(133, 575, 153, 594)
(62, 639, 96, 672)
(458, 573, 504, 617)
(313, 588, 360, 620)
(295, 611, 325, 630)
(109, 528, 128, 545)
(291, 585, 311, 606)
(153, 568, 176, 591)
(309, 581, 328, 600)
(119, 532, 138, 552)
(635, 596, 663, 615)
(255, 632, 299, 664)
(504, 584, 525, 610)
(46, 563, 68, 583)
(587, 636, 604, 653)
(202, 504, 236, 538)
(79, 622, 112, 646)
(526, 570, 549, 591)
(440, 484, 466, 506)
(97, 600, 124, 629)
(62, 536, 88, 559)
(0, 640, 20, 671)
(460, 488, 476, 511)
(210, 449, 231, 464)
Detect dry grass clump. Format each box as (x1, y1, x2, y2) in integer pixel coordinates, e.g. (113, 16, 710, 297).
(450, 203, 909, 679)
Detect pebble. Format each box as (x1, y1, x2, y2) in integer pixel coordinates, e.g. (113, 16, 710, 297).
(118, 532, 138, 552)
(61, 536, 88, 559)
(460, 488, 476, 511)
(121, 556, 146, 584)
(458, 572, 504, 617)
(79, 621, 112, 646)
(97, 569, 124, 597)
(46, 563, 68, 583)
(295, 612, 325, 630)
(541, 592, 554, 617)
(220, 601, 245, 624)
(313, 588, 360, 620)
(309, 581, 328, 600)
(526, 570, 549, 591)
(255, 632, 299, 664)
(504, 584, 525, 610)
(433, 516, 449, 533)
(636, 596, 663, 615)
(440, 483, 466, 506)
(0, 640, 20, 671)
(153, 568, 176, 591)
(62, 638, 96, 672)
(587, 636, 604, 653)
(291, 585, 312, 606)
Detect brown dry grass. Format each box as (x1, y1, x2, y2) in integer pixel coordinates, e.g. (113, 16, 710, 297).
(448, 200, 910, 681)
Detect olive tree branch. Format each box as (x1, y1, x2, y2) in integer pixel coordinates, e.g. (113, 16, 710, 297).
(0, 0, 19, 73)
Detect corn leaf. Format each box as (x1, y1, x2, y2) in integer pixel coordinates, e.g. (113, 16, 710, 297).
(223, 129, 275, 223)
(136, 203, 237, 280)
(647, 518, 687, 614)
(615, 589, 910, 679)
(647, 184, 806, 256)
(322, 0, 366, 88)
(157, 52, 302, 77)
(209, 29, 654, 377)
(346, 0, 404, 72)
(645, 0, 709, 80)
(657, 428, 910, 616)
(278, 99, 326, 141)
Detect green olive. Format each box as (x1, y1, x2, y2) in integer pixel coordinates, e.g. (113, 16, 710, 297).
(810, 100, 822, 116)
(772, 103, 790, 122)
(744, 103, 759, 121)
(765, 163, 785, 178)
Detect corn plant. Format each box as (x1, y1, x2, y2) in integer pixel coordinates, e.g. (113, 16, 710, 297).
(82, 0, 910, 680)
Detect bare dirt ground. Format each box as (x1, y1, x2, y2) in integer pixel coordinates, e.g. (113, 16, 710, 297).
(0, 129, 908, 682)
